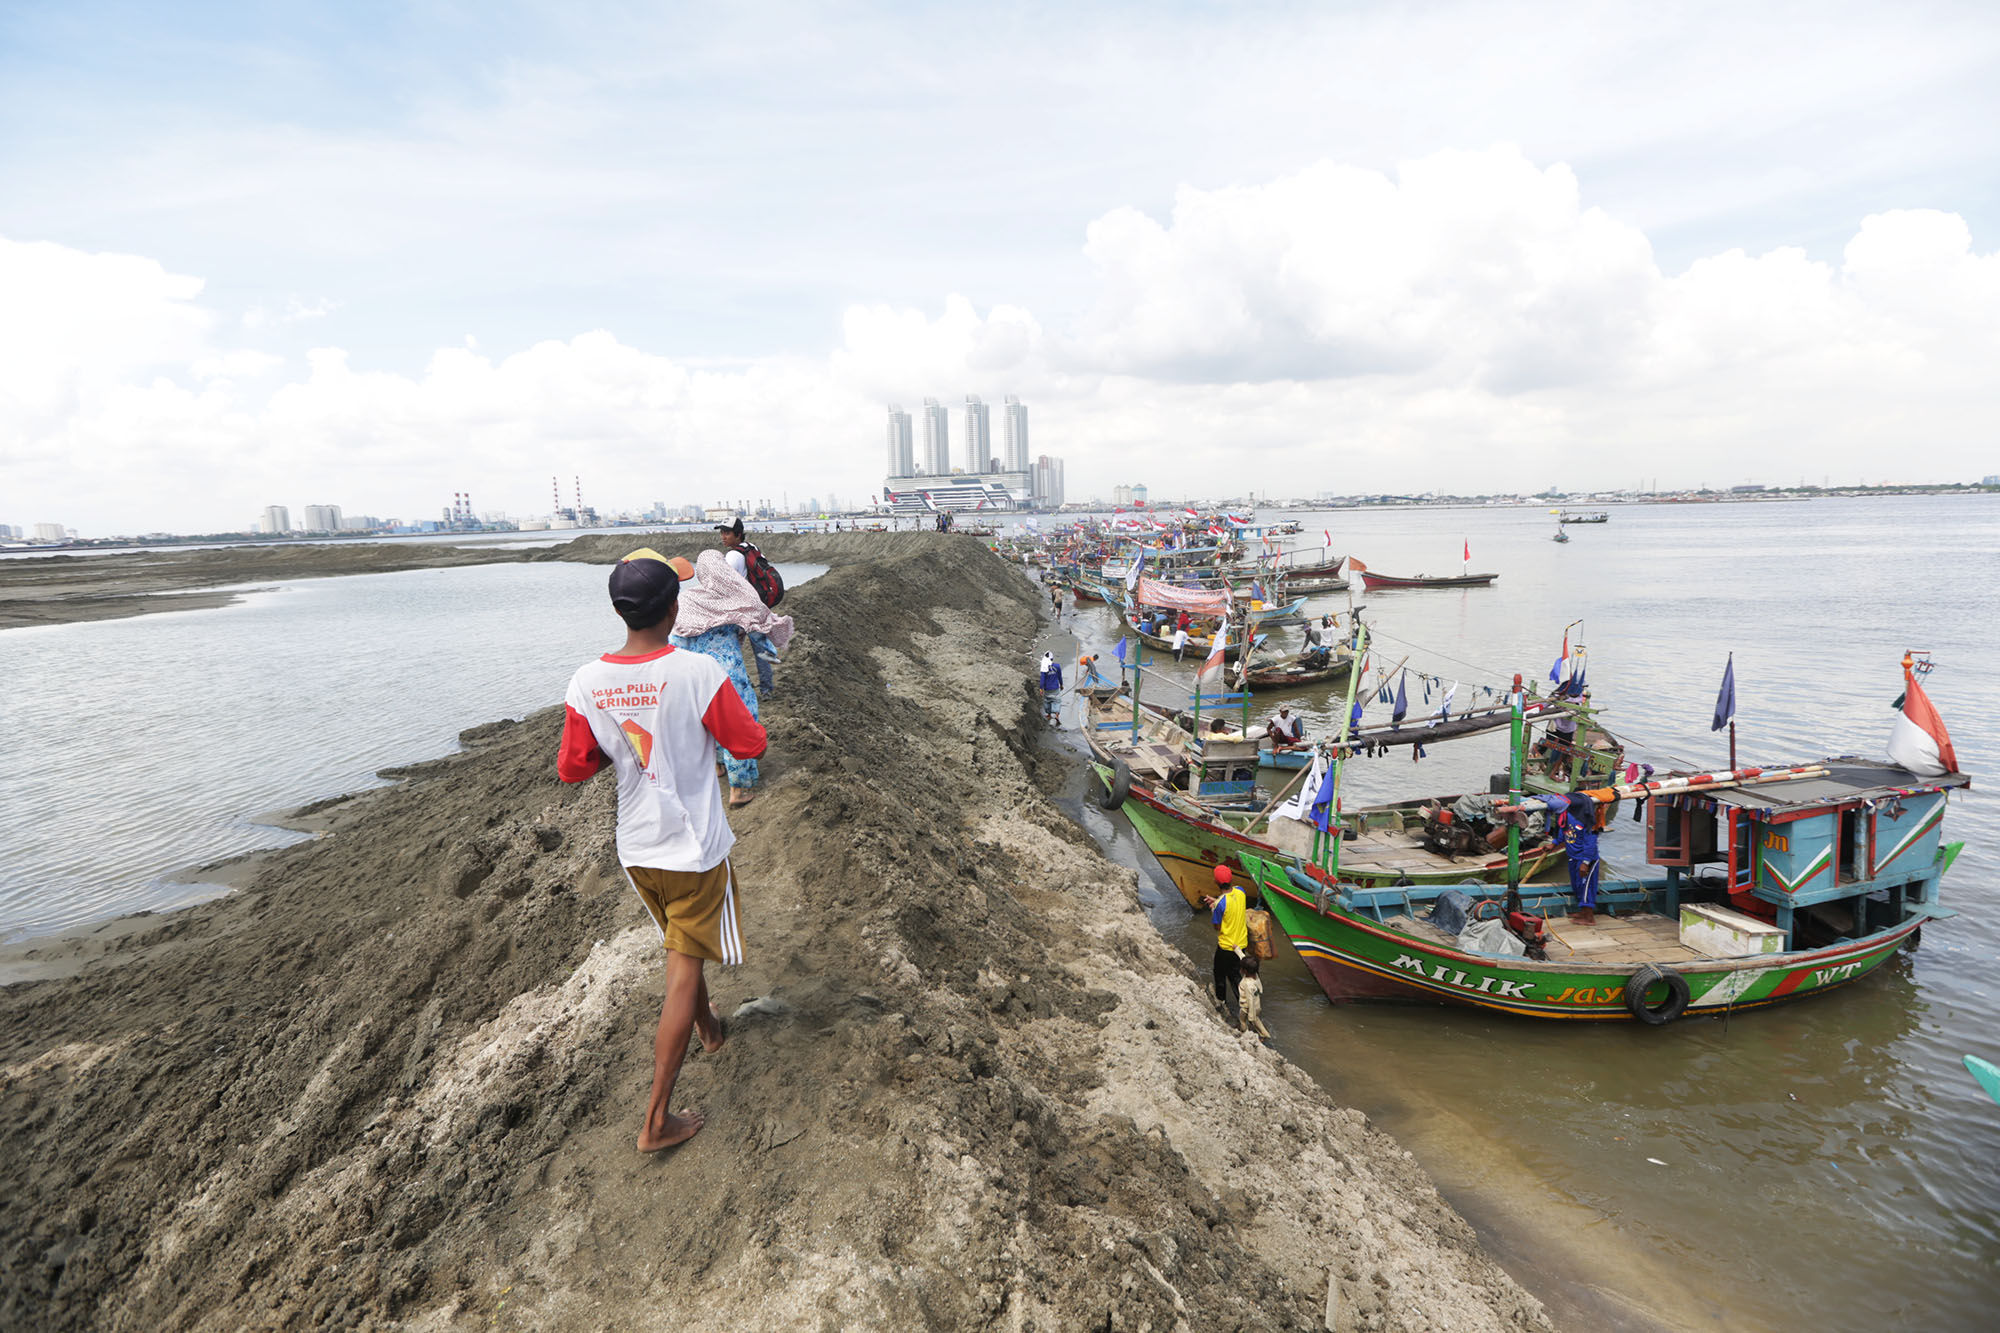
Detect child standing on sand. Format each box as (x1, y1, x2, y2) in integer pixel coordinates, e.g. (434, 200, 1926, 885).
(557, 548, 769, 1153)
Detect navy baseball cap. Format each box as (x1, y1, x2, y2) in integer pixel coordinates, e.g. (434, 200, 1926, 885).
(608, 548, 692, 627)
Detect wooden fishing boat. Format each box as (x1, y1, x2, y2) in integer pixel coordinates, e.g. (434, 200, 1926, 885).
(1079, 688, 1261, 802)
(1095, 767, 1566, 909)
(1558, 511, 1609, 524)
(1356, 569, 1498, 590)
(1275, 573, 1350, 594)
(1242, 652, 1354, 691)
(1242, 757, 1967, 1021)
(1237, 651, 1969, 1023)
(1552, 529, 1570, 544)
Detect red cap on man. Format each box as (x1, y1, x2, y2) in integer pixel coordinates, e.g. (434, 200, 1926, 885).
(1213, 864, 1232, 887)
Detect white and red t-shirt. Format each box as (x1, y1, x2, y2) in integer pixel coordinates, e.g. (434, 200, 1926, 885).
(558, 646, 768, 872)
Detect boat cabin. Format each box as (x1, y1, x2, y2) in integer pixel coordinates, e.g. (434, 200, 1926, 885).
(1646, 758, 1968, 948)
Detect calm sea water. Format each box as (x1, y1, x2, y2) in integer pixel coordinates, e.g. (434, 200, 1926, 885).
(0, 559, 820, 943)
(1049, 495, 1998, 1332)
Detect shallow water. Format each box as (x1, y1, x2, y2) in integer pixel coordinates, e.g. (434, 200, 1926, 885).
(0, 559, 822, 941)
(1045, 495, 1999, 1332)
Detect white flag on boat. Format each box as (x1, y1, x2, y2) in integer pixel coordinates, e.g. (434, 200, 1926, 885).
(1277, 752, 1329, 824)
(1886, 663, 1959, 776)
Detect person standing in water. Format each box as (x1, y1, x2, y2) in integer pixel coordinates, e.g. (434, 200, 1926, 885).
(671, 550, 794, 808)
(557, 548, 767, 1153)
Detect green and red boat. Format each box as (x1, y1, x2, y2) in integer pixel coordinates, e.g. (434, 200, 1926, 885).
(1236, 652, 1970, 1023)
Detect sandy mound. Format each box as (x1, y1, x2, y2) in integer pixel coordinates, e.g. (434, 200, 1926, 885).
(0, 537, 1547, 1332)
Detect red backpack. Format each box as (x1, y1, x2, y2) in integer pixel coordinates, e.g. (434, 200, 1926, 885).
(740, 541, 785, 608)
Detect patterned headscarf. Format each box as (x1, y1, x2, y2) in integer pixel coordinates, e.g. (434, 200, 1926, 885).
(673, 549, 795, 651)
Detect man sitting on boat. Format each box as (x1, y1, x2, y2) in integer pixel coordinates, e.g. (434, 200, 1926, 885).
(1266, 706, 1307, 751)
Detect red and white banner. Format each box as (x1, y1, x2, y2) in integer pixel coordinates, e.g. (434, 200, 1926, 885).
(1134, 577, 1229, 614)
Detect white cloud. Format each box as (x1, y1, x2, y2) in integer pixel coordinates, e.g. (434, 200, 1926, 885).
(4, 147, 1998, 533)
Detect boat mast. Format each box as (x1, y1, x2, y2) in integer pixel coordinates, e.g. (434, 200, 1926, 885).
(1506, 672, 1525, 890)
(1317, 620, 1370, 881)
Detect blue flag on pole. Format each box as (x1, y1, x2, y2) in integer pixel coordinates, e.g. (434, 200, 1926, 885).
(1113, 636, 1128, 664)
(1393, 670, 1409, 724)
(1712, 654, 1736, 731)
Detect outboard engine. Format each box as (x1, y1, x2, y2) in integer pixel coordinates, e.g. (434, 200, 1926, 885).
(1502, 887, 1549, 961)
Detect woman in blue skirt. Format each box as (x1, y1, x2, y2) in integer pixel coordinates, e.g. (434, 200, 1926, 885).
(670, 549, 794, 807)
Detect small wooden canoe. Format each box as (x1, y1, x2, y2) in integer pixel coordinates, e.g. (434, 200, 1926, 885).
(1356, 570, 1498, 590)
(1243, 654, 1354, 690)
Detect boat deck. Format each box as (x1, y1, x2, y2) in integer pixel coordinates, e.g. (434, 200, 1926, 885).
(1383, 911, 1709, 967)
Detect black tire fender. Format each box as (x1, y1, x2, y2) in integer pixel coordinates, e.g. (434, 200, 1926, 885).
(1626, 963, 1691, 1024)
(1098, 760, 1133, 811)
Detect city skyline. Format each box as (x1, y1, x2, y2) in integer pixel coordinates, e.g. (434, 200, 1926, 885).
(4, 4, 1998, 534)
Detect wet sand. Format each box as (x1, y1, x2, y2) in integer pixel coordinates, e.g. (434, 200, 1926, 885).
(0, 534, 1548, 1331)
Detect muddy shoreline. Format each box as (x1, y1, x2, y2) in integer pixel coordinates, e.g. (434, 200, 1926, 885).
(0, 535, 1549, 1331)
(0, 529, 905, 629)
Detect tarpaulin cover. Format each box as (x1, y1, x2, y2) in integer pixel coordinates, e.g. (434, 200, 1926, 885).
(1134, 577, 1228, 613)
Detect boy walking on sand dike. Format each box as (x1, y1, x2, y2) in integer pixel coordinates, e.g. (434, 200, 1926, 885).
(557, 548, 769, 1152)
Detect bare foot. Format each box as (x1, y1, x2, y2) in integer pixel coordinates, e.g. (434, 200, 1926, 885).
(728, 789, 756, 808)
(691, 1004, 727, 1055)
(638, 1109, 705, 1153)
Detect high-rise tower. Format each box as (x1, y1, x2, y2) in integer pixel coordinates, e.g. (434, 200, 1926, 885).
(921, 398, 950, 475)
(963, 395, 992, 473)
(886, 404, 914, 476)
(1002, 395, 1029, 473)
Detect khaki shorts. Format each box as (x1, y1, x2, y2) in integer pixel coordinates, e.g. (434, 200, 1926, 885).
(625, 860, 743, 964)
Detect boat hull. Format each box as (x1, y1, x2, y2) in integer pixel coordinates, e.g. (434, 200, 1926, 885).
(1111, 777, 1563, 909)
(1357, 571, 1499, 590)
(1258, 874, 1924, 1020)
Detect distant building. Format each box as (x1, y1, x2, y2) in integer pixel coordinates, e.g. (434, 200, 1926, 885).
(1984, 474, 2000, 486)
(0, 524, 18, 540)
(1132, 483, 1149, 506)
(886, 405, 914, 477)
(1003, 396, 1029, 473)
(963, 395, 991, 474)
(1032, 455, 1065, 509)
(883, 477, 1017, 516)
(1112, 484, 1132, 507)
(257, 505, 290, 535)
(920, 398, 950, 475)
(302, 504, 343, 534)
(31, 522, 67, 542)
(341, 516, 381, 531)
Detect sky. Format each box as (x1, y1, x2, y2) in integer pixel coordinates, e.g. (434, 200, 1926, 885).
(3, 0, 1998, 534)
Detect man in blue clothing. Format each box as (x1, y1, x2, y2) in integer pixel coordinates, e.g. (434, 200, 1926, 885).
(1562, 797, 1601, 927)
(1037, 652, 1064, 724)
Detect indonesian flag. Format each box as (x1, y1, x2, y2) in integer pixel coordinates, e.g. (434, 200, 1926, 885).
(1887, 663, 1959, 776)
(1183, 506, 1198, 518)
(1197, 621, 1228, 684)
(1323, 529, 1332, 550)
(1463, 539, 1471, 563)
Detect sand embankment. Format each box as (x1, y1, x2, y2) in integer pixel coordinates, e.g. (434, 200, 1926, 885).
(0, 534, 1549, 1331)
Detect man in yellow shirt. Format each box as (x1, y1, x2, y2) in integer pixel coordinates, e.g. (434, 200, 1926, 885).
(1201, 864, 1248, 1024)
